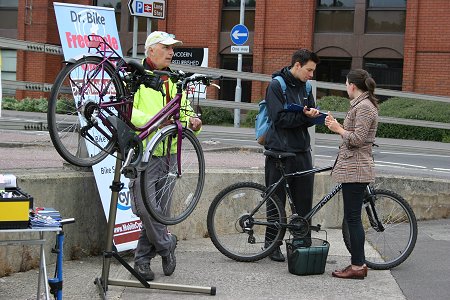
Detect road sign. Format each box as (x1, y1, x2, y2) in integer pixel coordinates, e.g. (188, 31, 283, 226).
(231, 45, 249, 53)
(230, 24, 249, 46)
(128, 0, 166, 19)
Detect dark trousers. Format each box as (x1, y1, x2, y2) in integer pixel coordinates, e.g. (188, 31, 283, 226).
(264, 151, 314, 245)
(342, 182, 368, 266)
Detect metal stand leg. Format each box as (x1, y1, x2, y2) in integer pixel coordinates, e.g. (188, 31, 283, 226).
(95, 154, 216, 298)
(37, 231, 50, 300)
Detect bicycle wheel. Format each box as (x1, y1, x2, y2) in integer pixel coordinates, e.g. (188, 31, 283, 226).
(207, 182, 287, 262)
(342, 189, 418, 270)
(48, 56, 125, 167)
(140, 127, 205, 225)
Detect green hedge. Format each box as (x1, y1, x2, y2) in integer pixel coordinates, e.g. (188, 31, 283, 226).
(316, 96, 450, 143)
(2, 97, 48, 112)
(200, 106, 234, 126)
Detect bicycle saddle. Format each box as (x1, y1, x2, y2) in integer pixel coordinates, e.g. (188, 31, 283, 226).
(263, 150, 296, 159)
(125, 58, 146, 75)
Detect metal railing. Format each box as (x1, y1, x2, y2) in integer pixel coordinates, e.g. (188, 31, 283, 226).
(1, 37, 450, 130)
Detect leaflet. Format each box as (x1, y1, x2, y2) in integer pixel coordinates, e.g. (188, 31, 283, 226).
(286, 104, 327, 125)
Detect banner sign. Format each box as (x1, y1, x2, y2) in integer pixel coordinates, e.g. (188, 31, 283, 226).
(54, 2, 140, 252)
(173, 48, 209, 98)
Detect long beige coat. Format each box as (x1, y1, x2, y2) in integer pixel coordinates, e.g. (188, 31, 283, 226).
(331, 92, 379, 183)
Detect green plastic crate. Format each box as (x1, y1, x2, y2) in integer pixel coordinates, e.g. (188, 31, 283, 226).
(286, 238, 329, 276)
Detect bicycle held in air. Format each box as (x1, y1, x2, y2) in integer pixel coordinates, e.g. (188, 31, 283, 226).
(47, 34, 220, 225)
(207, 150, 418, 270)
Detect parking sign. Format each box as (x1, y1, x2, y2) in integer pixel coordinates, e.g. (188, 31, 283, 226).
(128, 0, 166, 19)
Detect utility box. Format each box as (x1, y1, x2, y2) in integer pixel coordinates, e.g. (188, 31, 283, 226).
(0, 188, 33, 229)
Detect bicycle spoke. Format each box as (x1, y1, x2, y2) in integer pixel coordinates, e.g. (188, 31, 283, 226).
(207, 182, 286, 262)
(141, 128, 205, 225)
(48, 56, 122, 167)
(344, 189, 417, 270)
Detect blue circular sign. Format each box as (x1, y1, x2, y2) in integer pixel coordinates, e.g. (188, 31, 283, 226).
(230, 24, 249, 46)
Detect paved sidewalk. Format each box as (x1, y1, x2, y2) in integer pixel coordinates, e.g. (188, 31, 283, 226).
(0, 229, 405, 300)
(1, 110, 438, 299)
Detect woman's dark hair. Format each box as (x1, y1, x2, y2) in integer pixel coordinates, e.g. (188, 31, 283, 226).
(347, 69, 379, 109)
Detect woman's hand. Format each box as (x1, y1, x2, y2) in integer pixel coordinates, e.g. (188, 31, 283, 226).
(325, 112, 344, 135)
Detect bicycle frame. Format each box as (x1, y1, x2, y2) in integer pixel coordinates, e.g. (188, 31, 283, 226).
(78, 34, 194, 174)
(255, 164, 383, 234)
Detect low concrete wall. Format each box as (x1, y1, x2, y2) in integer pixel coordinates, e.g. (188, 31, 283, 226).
(1, 168, 449, 276)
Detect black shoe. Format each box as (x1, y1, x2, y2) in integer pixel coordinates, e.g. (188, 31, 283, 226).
(134, 263, 155, 281)
(162, 234, 177, 276)
(269, 247, 285, 262)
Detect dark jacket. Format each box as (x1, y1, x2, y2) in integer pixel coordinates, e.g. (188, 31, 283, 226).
(264, 67, 316, 152)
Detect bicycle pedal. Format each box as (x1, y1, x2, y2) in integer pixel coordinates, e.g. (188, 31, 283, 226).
(310, 224, 321, 232)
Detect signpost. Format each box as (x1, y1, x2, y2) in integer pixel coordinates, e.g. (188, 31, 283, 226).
(128, 0, 166, 19)
(230, 1, 247, 127)
(128, 0, 166, 57)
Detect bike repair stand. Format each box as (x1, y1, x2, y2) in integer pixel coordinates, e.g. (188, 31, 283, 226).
(94, 154, 216, 299)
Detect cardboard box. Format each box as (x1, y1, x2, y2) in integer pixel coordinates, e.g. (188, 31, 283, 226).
(0, 188, 33, 229)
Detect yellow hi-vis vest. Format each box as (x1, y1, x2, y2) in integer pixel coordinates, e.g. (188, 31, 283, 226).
(131, 70, 198, 156)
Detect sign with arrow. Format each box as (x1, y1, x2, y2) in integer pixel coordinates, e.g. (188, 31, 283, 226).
(128, 0, 166, 19)
(230, 24, 249, 46)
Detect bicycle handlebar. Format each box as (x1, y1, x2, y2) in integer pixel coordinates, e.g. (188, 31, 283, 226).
(123, 62, 221, 97)
(153, 69, 221, 89)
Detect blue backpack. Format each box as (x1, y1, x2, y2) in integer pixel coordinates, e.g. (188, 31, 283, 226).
(255, 76, 311, 145)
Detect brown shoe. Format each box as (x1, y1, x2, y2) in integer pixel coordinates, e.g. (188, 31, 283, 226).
(332, 265, 366, 280)
(363, 265, 368, 277)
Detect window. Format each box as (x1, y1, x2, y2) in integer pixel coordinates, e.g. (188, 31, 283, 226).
(221, 0, 255, 31)
(1, 49, 17, 95)
(315, 0, 355, 33)
(95, 0, 121, 31)
(364, 58, 403, 90)
(366, 0, 406, 33)
(219, 55, 253, 102)
(315, 57, 352, 98)
(0, 0, 18, 29)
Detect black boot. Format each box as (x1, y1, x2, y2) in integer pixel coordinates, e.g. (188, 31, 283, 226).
(269, 247, 285, 262)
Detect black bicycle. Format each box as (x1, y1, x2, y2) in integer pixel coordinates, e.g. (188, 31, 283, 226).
(207, 150, 418, 270)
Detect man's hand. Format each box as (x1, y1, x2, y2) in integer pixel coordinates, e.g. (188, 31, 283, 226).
(303, 106, 320, 118)
(158, 119, 174, 129)
(189, 117, 202, 131)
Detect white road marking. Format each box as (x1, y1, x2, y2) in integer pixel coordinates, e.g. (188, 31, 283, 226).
(375, 160, 427, 169)
(433, 168, 450, 173)
(379, 151, 450, 158)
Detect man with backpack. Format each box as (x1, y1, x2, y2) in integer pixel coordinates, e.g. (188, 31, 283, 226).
(263, 49, 321, 262)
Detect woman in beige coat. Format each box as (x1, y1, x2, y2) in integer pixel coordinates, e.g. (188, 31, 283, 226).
(325, 69, 379, 279)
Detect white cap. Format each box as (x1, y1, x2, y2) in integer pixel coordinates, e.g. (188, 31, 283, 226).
(144, 31, 183, 55)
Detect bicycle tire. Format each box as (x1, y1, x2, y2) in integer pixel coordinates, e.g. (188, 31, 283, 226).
(207, 182, 287, 262)
(140, 127, 205, 225)
(48, 56, 125, 167)
(342, 189, 418, 270)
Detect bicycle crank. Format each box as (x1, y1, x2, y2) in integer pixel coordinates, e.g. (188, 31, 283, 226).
(288, 215, 310, 237)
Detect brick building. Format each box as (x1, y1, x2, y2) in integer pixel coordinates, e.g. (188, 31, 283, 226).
(1, 0, 449, 101)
